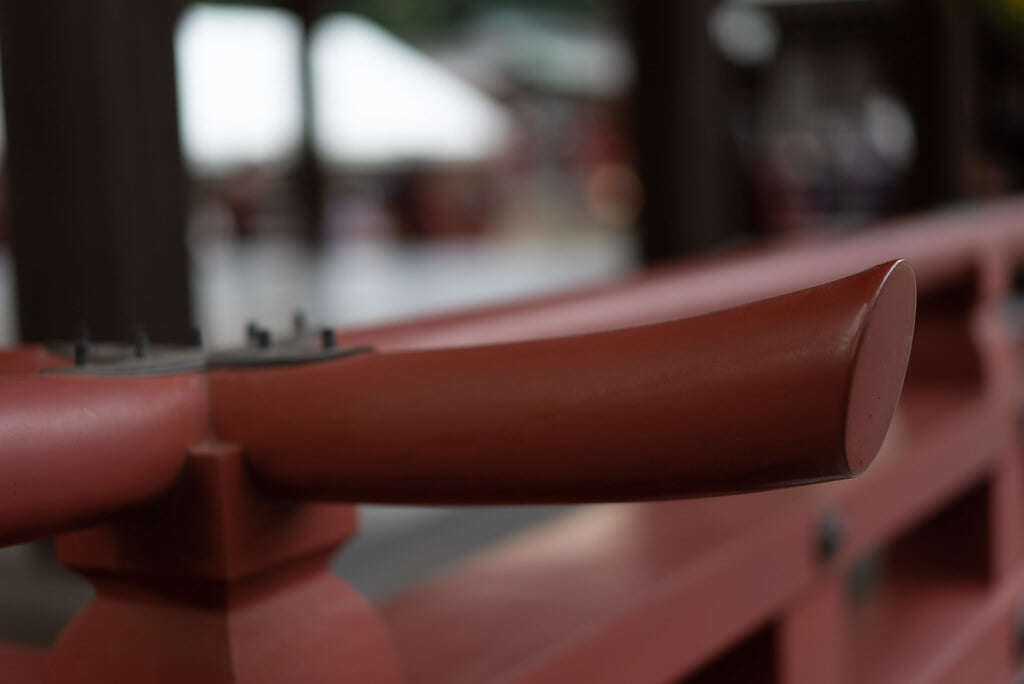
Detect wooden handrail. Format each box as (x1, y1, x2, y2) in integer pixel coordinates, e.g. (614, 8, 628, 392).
(6, 201, 1024, 684)
(0, 258, 913, 684)
(0, 374, 208, 547)
(0, 261, 912, 547)
(210, 261, 915, 504)
(0, 261, 914, 544)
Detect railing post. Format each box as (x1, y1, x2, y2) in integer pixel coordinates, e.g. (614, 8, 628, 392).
(46, 442, 400, 683)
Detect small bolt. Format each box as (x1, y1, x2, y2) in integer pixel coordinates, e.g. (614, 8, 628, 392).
(134, 328, 150, 359)
(256, 329, 272, 349)
(191, 326, 204, 349)
(246, 321, 260, 345)
(293, 310, 307, 335)
(74, 323, 90, 366)
(321, 328, 336, 350)
(818, 511, 845, 563)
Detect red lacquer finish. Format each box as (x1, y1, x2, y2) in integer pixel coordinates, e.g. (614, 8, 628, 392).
(0, 346, 70, 375)
(49, 443, 400, 684)
(0, 373, 208, 546)
(1, 644, 47, 684)
(210, 261, 915, 504)
(38, 202, 1024, 684)
(0, 251, 921, 684)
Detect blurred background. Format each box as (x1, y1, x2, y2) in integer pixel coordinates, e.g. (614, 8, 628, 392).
(0, 0, 1023, 645)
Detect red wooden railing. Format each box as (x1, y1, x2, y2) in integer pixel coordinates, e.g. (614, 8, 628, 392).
(3, 199, 1024, 682)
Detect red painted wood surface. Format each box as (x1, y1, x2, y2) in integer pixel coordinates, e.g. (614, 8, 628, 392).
(7, 201, 1024, 682)
(210, 261, 914, 503)
(376, 203, 1024, 684)
(49, 443, 400, 684)
(377, 383, 1007, 683)
(382, 493, 820, 684)
(0, 374, 208, 546)
(0, 643, 46, 684)
(0, 346, 69, 374)
(0, 256, 915, 682)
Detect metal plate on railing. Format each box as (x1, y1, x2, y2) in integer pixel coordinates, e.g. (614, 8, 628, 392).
(44, 334, 372, 376)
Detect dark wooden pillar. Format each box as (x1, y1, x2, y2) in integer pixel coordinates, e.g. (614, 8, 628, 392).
(0, 0, 193, 344)
(623, 0, 735, 263)
(295, 0, 327, 244)
(891, 0, 976, 209)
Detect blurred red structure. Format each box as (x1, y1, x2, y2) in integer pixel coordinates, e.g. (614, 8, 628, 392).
(6, 200, 1024, 682)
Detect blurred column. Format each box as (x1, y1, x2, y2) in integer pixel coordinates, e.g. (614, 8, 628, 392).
(0, 0, 193, 344)
(891, 0, 976, 209)
(293, 0, 326, 245)
(623, 0, 737, 263)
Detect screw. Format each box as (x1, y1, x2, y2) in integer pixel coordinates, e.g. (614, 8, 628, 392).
(293, 310, 307, 335)
(818, 510, 845, 563)
(256, 329, 272, 349)
(191, 326, 203, 349)
(321, 328, 336, 350)
(246, 321, 260, 346)
(134, 327, 149, 359)
(73, 323, 90, 366)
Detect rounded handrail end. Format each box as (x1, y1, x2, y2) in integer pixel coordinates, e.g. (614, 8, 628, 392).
(844, 259, 917, 476)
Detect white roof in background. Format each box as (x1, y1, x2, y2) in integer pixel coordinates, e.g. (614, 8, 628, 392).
(175, 5, 303, 174)
(311, 14, 512, 167)
(467, 11, 633, 99)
